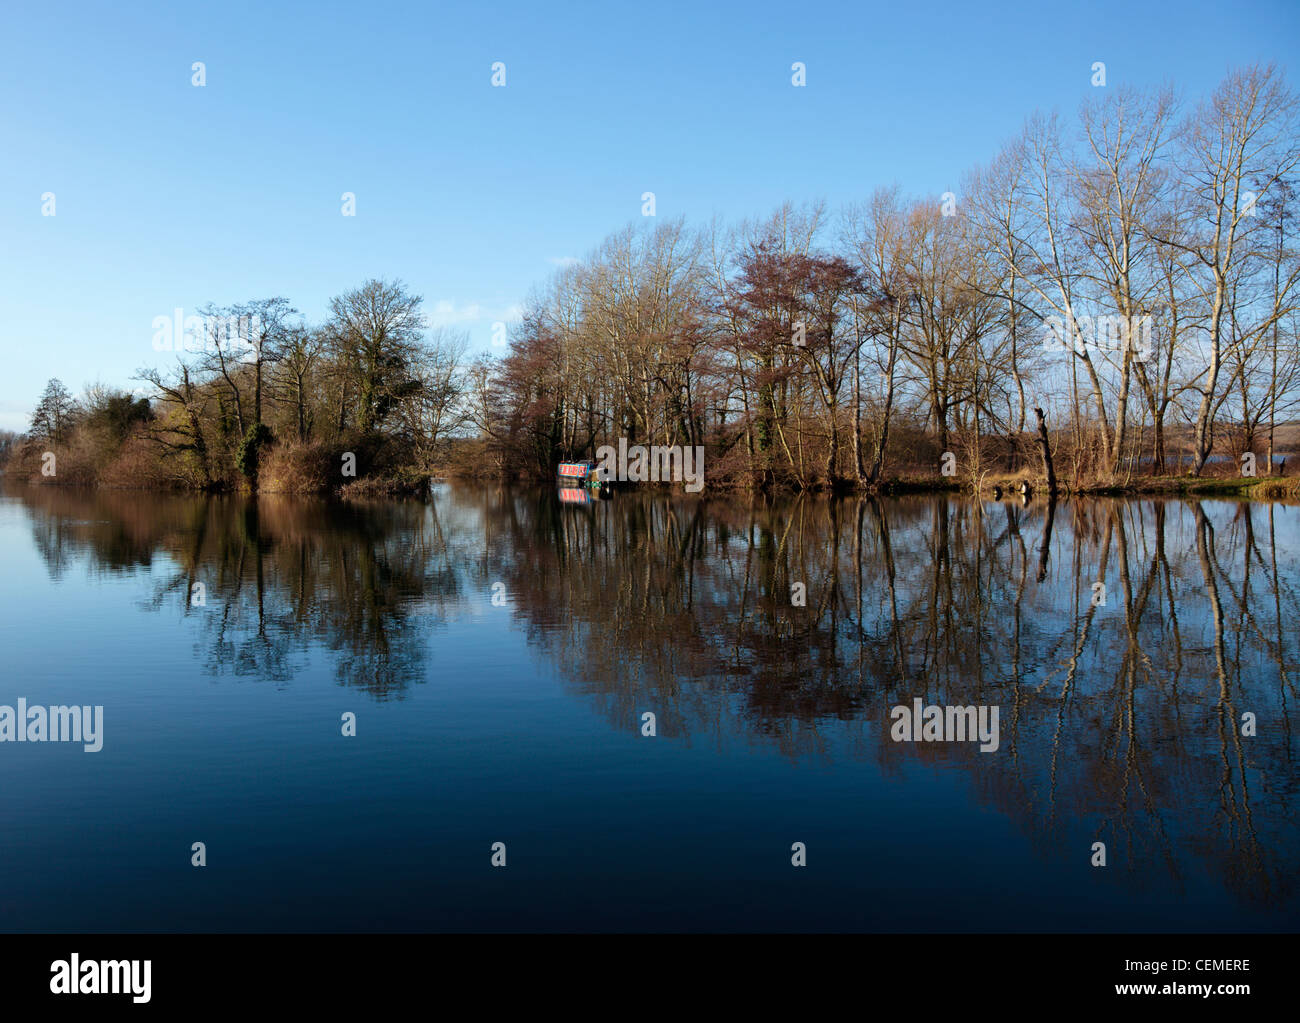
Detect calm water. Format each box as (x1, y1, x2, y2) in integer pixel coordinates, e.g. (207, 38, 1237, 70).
(0, 481, 1296, 932)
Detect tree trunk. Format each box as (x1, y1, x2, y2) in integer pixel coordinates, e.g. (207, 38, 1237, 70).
(1034, 407, 1058, 498)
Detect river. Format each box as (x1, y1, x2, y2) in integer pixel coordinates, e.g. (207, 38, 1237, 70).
(0, 481, 1295, 931)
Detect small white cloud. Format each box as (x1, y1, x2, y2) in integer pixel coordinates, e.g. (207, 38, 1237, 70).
(429, 300, 483, 326)
(547, 257, 580, 268)
(428, 300, 524, 328)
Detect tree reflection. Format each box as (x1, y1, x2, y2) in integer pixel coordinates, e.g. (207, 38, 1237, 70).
(10, 482, 1298, 905)
(14, 487, 464, 696)
(472, 488, 1298, 906)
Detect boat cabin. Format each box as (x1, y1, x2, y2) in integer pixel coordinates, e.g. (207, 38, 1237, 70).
(556, 461, 611, 497)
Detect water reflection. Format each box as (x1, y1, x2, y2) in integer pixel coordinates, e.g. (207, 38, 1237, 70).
(16, 488, 464, 696)
(8, 482, 1299, 910)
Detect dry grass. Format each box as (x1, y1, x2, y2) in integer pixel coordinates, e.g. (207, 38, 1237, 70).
(259, 441, 334, 495)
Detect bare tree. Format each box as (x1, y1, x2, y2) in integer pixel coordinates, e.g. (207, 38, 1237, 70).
(324, 279, 426, 434)
(1164, 66, 1300, 475)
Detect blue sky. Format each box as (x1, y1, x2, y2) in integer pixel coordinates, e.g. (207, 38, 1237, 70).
(1, 0, 1297, 430)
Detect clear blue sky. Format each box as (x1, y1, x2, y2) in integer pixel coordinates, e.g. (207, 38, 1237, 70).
(1, 0, 1297, 430)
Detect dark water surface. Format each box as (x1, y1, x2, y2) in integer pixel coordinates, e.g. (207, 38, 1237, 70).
(1, 481, 1296, 932)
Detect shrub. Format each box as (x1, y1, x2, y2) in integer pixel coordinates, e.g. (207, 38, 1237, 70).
(235, 423, 274, 481)
(259, 440, 333, 495)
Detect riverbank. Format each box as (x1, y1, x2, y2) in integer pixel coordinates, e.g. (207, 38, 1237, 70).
(964, 472, 1300, 501)
(7, 465, 1300, 504)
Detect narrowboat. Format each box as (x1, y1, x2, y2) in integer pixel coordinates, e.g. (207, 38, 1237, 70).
(556, 460, 612, 498)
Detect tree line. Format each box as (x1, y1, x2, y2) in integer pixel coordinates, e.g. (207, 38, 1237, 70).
(474, 64, 1300, 492)
(6, 280, 471, 493)
(4, 65, 1298, 495)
